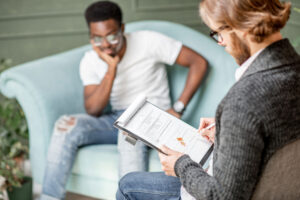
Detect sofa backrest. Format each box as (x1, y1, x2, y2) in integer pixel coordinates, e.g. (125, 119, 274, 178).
(124, 21, 237, 127)
(11, 20, 236, 129)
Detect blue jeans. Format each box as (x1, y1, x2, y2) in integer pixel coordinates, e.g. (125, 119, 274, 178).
(116, 172, 182, 200)
(41, 111, 123, 200)
(118, 133, 149, 178)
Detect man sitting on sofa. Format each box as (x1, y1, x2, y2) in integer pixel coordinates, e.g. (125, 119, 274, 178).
(40, 1, 207, 200)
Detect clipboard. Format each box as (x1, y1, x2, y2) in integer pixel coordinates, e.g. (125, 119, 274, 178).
(114, 95, 213, 166)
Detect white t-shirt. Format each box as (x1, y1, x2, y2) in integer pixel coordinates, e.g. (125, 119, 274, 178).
(80, 30, 182, 110)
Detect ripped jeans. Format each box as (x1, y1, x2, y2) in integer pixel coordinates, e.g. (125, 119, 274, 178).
(40, 111, 123, 200)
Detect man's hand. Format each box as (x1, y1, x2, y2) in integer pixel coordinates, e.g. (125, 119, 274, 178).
(158, 145, 184, 177)
(198, 118, 216, 143)
(166, 108, 181, 119)
(91, 40, 120, 71)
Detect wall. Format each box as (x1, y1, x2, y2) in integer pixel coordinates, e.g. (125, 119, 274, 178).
(0, 0, 299, 65)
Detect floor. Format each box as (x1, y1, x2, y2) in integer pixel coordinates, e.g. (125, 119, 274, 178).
(33, 184, 103, 200)
(65, 192, 101, 200)
(34, 192, 102, 200)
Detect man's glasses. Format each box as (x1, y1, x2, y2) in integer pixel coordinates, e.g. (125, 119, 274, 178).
(92, 29, 122, 46)
(209, 25, 229, 43)
(210, 31, 222, 43)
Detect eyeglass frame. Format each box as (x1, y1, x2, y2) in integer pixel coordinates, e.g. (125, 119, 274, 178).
(209, 25, 230, 43)
(91, 29, 123, 47)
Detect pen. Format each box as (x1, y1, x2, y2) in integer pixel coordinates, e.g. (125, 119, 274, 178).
(198, 122, 216, 141)
(199, 122, 216, 133)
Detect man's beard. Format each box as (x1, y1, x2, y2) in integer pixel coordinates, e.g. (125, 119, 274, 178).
(229, 32, 251, 66)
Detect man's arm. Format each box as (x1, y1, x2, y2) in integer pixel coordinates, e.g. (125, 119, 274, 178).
(84, 44, 120, 117)
(168, 45, 207, 117)
(173, 106, 264, 200)
(84, 72, 115, 117)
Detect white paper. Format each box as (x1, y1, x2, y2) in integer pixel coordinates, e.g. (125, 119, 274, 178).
(117, 94, 147, 126)
(115, 98, 212, 164)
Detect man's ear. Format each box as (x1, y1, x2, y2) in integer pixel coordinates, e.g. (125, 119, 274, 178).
(234, 29, 247, 39)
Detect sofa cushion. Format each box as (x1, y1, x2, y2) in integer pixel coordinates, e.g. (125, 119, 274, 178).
(72, 145, 161, 182)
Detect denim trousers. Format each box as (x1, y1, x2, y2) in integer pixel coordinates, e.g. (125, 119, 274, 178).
(40, 110, 148, 200)
(116, 172, 182, 200)
(118, 133, 149, 178)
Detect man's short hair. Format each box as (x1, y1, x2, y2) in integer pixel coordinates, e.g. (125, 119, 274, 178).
(200, 0, 291, 43)
(85, 1, 122, 27)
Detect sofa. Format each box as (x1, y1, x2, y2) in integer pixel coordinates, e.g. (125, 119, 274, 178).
(0, 20, 237, 199)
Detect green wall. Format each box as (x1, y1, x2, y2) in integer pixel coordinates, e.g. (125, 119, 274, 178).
(0, 0, 299, 65)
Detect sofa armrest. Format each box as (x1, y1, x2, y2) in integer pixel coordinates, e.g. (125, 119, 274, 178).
(0, 45, 89, 183)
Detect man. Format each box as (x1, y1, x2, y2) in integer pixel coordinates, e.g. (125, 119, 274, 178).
(40, 1, 207, 200)
(117, 0, 300, 199)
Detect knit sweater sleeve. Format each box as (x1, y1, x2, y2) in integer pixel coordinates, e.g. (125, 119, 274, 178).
(174, 97, 264, 200)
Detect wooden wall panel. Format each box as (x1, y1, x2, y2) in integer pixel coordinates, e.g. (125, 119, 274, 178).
(283, 3, 300, 52)
(0, 0, 299, 65)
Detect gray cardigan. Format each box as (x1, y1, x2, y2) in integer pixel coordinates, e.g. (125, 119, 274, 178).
(174, 39, 300, 200)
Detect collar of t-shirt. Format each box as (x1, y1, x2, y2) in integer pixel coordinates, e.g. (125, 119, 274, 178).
(235, 48, 264, 81)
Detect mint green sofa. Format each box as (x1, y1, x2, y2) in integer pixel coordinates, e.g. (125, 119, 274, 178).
(0, 20, 237, 199)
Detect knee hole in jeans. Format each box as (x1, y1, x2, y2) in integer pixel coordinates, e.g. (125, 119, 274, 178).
(54, 115, 77, 134)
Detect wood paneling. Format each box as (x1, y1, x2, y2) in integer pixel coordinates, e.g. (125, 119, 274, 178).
(0, 0, 299, 65)
(284, 3, 300, 51)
